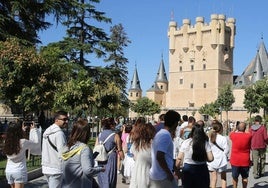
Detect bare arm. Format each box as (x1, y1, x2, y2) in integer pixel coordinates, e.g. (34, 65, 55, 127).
(115, 133, 124, 160)
(156, 151, 174, 181)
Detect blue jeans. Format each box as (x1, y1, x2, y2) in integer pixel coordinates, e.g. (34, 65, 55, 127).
(44, 173, 63, 188)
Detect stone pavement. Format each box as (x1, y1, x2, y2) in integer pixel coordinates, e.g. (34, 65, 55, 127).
(0, 154, 266, 188)
(24, 155, 267, 188)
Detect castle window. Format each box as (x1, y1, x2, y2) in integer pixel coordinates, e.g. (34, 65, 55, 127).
(190, 83, 193, 88)
(179, 79, 183, 84)
(130, 92, 133, 97)
(179, 60, 182, 63)
(203, 64, 206, 70)
(191, 65, 194, 71)
(179, 66, 182, 71)
(160, 85, 163, 89)
(136, 92, 139, 97)
(203, 83, 207, 88)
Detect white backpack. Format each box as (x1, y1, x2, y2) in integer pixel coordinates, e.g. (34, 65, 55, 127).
(93, 133, 115, 162)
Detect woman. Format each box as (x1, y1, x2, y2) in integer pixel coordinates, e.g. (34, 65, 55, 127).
(61, 118, 104, 188)
(176, 123, 214, 188)
(129, 118, 156, 188)
(4, 121, 41, 188)
(96, 117, 124, 188)
(207, 121, 229, 188)
(122, 123, 134, 184)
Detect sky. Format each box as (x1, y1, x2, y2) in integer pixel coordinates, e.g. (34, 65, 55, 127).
(39, 0, 268, 95)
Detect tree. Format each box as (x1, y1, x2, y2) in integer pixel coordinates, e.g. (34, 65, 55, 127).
(216, 84, 235, 134)
(254, 77, 268, 117)
(56, 0, 112, 66)
(199, 102, 220, 120)
(0, 38, 64, 114)
(243, 85, 261, 119)
(131, 97, 160, 117)
(103, 24, 131, 116)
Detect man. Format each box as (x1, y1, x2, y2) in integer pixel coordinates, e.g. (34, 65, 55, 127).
(154, 113, 165, 133)
(41, 111, 68, 188)
(175, 115, 188, 138)
(230, 122, 252, 188)
(250, 115, 268, 179)
(150, 110, 181, 188)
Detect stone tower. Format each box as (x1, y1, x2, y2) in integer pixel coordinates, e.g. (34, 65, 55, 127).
(128, 65, 142, 118)
(147, 55, 168, 107)
(166, 14, 236, 113)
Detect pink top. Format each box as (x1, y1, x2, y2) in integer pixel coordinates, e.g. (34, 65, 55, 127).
(121, 132, 129, 149)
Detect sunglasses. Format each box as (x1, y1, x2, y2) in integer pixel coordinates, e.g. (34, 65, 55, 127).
(58, 118, 69, 121)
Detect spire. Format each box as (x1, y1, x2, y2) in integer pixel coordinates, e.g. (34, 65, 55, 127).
(129, 65, 142, 91)
(258, 38, 268, 73)
(155, 55, 168, 83)
(251, 52, 263, 84)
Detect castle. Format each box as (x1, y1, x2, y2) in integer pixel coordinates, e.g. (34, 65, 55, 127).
(128, 14, 268, 122)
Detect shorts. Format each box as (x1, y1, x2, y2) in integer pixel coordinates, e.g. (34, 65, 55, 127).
(6, 171, 28, 184)
(231, 165, 249, 179)
(208, 165, 227, 173)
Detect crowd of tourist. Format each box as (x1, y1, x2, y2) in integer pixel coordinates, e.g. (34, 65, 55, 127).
(1, 110, 268, 188)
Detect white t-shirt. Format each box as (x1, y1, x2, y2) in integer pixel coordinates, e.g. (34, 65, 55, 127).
(150, 129, 174, 180)
(179, 138, 211, 165)
(6, 128, 41, 173)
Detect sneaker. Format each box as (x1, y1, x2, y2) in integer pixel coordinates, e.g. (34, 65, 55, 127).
(254, 175, 259, 179)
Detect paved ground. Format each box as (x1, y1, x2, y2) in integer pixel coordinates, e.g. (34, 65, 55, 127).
(23, 155, 268, 188)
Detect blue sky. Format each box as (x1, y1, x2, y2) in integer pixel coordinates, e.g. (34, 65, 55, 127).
(39, 0, 268, 95)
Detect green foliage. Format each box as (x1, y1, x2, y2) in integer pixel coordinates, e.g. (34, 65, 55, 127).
(0, 38, 59, 113)
(58, 0, 111, 66)
(0, 0, 51, 44)
(244, 77, 268, 116)
(198, 102, 220, 119)
(216, 84, 235, 112)
(243, 85, 261, 117)
(131, 97, 160, 117)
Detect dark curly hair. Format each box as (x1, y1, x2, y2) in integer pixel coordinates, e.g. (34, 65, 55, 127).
(3, 122, 23, 155)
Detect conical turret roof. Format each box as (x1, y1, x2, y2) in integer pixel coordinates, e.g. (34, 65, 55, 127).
(129, 66, 142, 91)
(251, 52, 264, 83)
(155, 57, 168, 83)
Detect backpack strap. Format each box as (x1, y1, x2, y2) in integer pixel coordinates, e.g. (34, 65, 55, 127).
(47, 135, 58, 152)
(213, 141, 224, 152)
(102, 133, 115, 144)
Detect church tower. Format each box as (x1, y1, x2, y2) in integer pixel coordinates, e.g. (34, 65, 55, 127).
(128, 66, 142, 118)
(166, 14, 236, 113)
(147, 55, 168, 107)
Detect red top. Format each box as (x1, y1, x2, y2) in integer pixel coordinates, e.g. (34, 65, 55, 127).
(250, 125, 268, 149)
(230, 132, 252, 167)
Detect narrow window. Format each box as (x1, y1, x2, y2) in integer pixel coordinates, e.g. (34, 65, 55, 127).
(191, 65, 194, 71)
(190, 83, 193, 88)
(180, 66, 182, 71)
(203, 64, 206, 70)
(203, 83, 207, 88)
(136, 92, 139, 97)
(180, 79, 183, 84)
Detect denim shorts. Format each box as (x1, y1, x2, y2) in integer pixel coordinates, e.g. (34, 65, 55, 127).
(208, 164, 227, 173)
(231, 165, 249, 179)
(6, 171, 28, 184)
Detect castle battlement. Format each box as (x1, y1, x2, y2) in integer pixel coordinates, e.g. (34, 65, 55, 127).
(168, 14, 236, 53)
